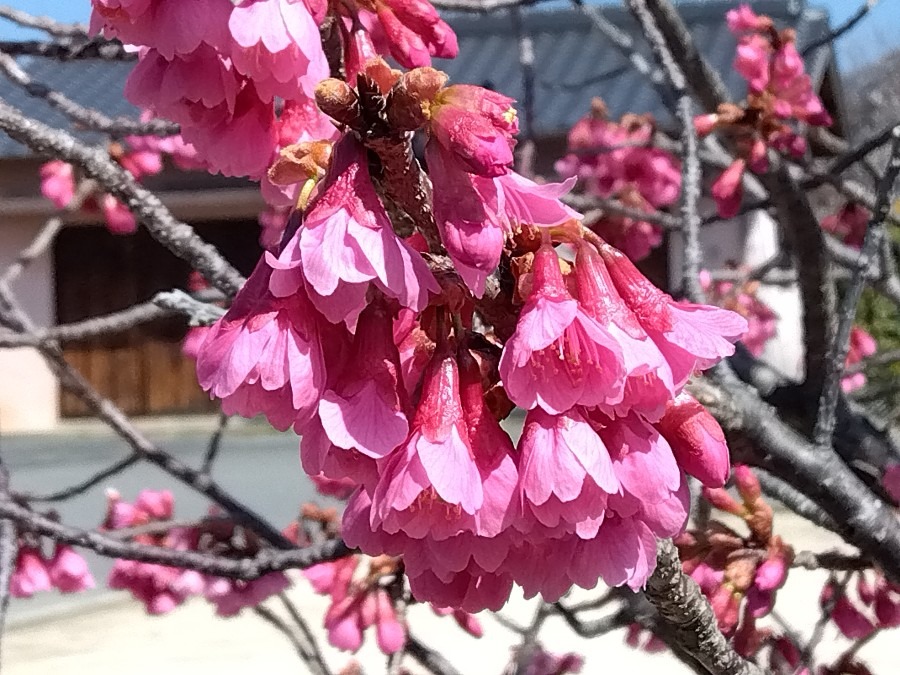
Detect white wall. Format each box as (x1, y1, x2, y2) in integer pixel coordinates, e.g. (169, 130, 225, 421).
(0, 217, 59, 432)
(669, 203, 805, 382)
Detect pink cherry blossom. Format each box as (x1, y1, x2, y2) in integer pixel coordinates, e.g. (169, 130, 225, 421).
(48, 545, 96, 593)
(269, 136, 439, 326)
(203, 573, 291, 617)
(431, 605, 483, 637)
(597, 241, 747, 387)
(734, 34, 771, 92)
(499, 244, 625, 414)
(10, 547, 52, 598)
(699, 270, 777, 358)
(39, 160, 76, 209)
(227, 0, 329, 103)
(726, 5, 769, 34)
(428, 85, 518, 177)
(515, 407, 617, 537)
(369, 0, 458, 68)
(100, 194, 138, 235)
(195, 258, 331, 433)
(90, 0, 232, 59)
(883, 464, 900, 505)
(711, 158, 746, 218)
(655, 391, 730, 488)
(574, 242, 676, 420)
(317, 300, 411, 460)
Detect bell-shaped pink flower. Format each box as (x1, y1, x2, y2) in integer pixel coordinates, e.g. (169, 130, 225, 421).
(712, 159, 746, 219)
(499, 244, 625, 414)
(39, 160, 76, 209)
(821, 203, 869, 249)
(10, 547, 52, 598)
(269, 135, 439, 326)
(516, 407, 618, 537)
(431, 605, 484, 637)
(726, 5, 769, 34)
(317, 300, 411, 460)
(597, 241, 747, 388)
(227, 0, 329, 102)
(429, 85, 517, 177)
(655, 391, 730, 487)
(100, 194, 138, 235)
(91, 0, 232, 59)
(372, 0, 458, 68)
(48, 545, 96, 593)
(426, 142, 505, 297)
(822, 581, 876, 639)
(843, 326, 877, 393)
(196, 258, 330, 432)
(734, 34, 771, 92)
(370, 347, 483, 534)
(574, 242, 675, 420)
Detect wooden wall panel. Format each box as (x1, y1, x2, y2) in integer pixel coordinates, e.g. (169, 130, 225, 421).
(54, 219, 261, 417)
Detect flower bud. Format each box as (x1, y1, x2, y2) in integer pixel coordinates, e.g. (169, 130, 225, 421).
(656, 392, 730, 487)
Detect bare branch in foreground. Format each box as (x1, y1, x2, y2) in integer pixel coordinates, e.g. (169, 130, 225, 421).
(645, 539, 764, 675)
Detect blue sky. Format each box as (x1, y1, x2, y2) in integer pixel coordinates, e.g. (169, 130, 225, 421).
(1, 0, 896, 71)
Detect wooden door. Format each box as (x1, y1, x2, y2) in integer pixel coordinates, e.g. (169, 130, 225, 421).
(54, 220, 262, 417)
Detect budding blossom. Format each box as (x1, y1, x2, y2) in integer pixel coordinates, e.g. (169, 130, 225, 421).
(676, 466, 792, 655)
(556, 98, 681, 261)
(10, 542, 94, 598)
(698, 4, 832, 217)
(843, 327, 877, 394)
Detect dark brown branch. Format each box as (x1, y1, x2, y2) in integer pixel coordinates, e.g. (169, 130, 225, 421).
(792, 550, 869, 572)
(0, 497, 351, 579)
(0, 100, 245, 297)
(644, 539, 764, 675)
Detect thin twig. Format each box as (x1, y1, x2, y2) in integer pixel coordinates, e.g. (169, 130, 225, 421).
(0, 6, 87, 38)
(792, 550, 869, 572)
(0, 38, 133, 61)
(201, 412, 231, 476)
(253, 604, 321, 667)
(802, 0, 878, 56)
(0, 51, 179, 137)
(20, 455, 139, 503)
(0, 497, 351, 579)
(813, 127, 900, 447)
(279, 593, 332, 675)
(623, 0, 702, 300)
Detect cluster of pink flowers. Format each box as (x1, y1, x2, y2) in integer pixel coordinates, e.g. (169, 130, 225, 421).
(696, 4, 832, 218)
(11, 540, 94, 598)
(676, 466, 793, 658)
(821, 202, 870, 249)
(91, 0, 453, 192)
(555, 98, 681, 261)
(843, 326, 877, 394)
(103, 489, 289, 616)
(39, 128, 195, 234)
(189, 50, 748, 610)
(699, 269, 777, 357)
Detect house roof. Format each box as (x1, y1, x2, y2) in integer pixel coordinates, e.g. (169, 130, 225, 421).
(434, 0, 835, 135)
(0, 0, 835, 157)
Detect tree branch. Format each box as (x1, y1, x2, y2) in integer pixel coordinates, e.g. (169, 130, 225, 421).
(644, 539, 764, 675)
